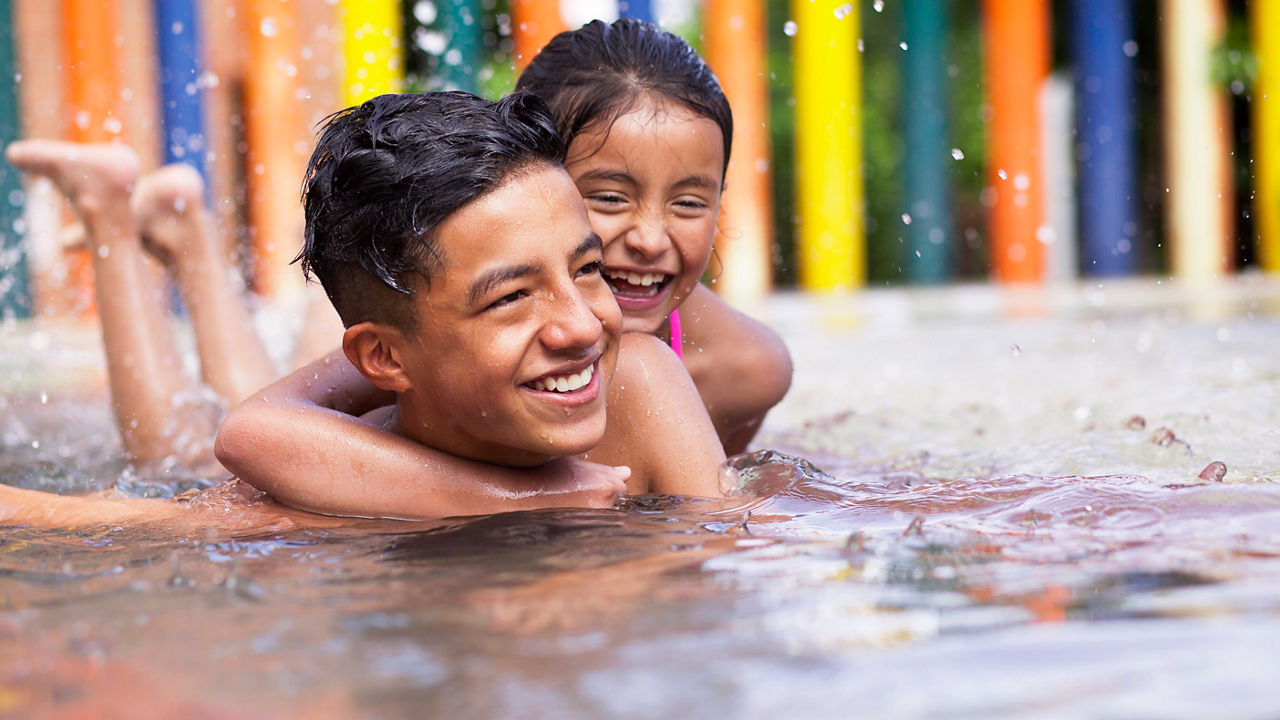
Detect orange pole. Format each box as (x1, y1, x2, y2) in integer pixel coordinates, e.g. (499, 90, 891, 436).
(242, 0, 309, 303)
(62, 0, 129, 314)
(983, 0, 1049, 284)
(511, 0, 566, 68)
(704, 0, 774, 303)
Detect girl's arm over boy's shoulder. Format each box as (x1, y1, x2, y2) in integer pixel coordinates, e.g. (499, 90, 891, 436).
(679, 285, 793, 456)
(585, 332, 728, 498)
(214, 350, 628, 520)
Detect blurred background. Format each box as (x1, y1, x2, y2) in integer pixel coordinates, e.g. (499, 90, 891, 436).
(0, 0, 1274, 320)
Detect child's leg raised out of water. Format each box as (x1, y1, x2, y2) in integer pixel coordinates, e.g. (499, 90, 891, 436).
(6, 140, 220, 466)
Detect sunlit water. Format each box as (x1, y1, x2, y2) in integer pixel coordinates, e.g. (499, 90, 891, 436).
(3, 277, 1280, 718)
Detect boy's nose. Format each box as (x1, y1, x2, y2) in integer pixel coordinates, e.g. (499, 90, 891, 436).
(540, 287, 603, 351)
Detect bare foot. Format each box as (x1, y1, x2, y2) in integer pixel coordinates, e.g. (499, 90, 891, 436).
(5, 140, 140, 225)
(131, 162, 210, 271)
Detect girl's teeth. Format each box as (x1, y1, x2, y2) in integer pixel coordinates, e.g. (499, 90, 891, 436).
(608, 270, 665, 287)
(532, 364, 594, 393)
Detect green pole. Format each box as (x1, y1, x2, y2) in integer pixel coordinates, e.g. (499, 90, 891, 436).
(438, 0, 483, 93)
(901, 0, 952, 284)
(0, 0, 28, 318)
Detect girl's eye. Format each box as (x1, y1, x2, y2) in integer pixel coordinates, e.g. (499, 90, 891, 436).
(487, 290, 526, 310)
(674, 199, 709, 211)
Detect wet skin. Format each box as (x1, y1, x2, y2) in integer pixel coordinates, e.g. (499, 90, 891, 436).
(565, 97, 724, 335)
(364, 164, 623, 467)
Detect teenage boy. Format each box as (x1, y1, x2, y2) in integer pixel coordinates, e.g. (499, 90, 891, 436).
(0, 91, 725, 527)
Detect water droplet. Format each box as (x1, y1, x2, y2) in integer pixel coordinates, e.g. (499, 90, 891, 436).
(1123, 40, 1138, 57)
(783, 20, 797, 37)
(901, 213, 912, 225)
(899, 41, 908, 50)
(1010, 344, 1022, 356)
(873, 0, 884, 11)
(997, 169, 1008, 180)
(833, 3, 854, 19)
(951, 148, 965, 160)
(259, 17, 278, 38)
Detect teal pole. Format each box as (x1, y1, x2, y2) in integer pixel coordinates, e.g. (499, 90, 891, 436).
(438, 0, 483, 93)
(0, 0, 28, 318)
(901, 0, 952, 283)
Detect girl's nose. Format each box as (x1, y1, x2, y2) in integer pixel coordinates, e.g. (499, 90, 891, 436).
(621, 215, 670, 261)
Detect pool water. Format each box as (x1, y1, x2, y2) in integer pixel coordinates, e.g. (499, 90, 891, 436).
(3, 277, 1280, 718)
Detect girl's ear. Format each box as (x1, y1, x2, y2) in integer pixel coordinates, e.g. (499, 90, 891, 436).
(342, 322, 413, 393)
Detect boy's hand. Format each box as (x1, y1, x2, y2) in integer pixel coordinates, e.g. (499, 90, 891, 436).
(535, 458, 629, 509)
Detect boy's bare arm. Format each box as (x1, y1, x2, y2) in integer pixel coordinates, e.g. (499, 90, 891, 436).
(586, 332, 727, 498)
(214, 353, 628, 519)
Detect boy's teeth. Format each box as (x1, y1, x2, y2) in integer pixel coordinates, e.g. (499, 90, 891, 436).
(531, 364, 594, 393)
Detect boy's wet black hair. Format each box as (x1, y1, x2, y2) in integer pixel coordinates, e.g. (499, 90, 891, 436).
(297, 91, 564, 332)
(515, 18, 733, 177)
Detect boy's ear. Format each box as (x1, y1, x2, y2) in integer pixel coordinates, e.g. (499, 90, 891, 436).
(342, 322, 413, 393)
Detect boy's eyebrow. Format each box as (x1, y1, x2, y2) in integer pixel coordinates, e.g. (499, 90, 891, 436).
(466, 234, 602, 306)
(573, 233, 604, 258)
(468, 262, 540, 306)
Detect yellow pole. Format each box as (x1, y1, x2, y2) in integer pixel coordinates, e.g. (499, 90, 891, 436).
(793, 0, 863, 291)
(1255, 0, 1280, 272)
(1163, 0, 1232, 280)
(338, 0, 403, 106)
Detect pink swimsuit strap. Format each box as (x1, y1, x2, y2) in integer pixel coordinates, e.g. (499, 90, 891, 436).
(667, 308, 684, 361)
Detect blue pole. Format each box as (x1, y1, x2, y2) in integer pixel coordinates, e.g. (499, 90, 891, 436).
(0, 0, 28, 318)
(619, 0, 654, 24)
(153, 0, 207, 176)
(1071, 0, 1138, 276)
(902, 0, 952, 283)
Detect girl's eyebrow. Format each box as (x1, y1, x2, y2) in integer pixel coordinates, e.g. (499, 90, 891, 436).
(576, 168, 720, 192)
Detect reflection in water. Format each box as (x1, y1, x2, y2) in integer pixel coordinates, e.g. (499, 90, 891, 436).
(6, 281, 1280, 717)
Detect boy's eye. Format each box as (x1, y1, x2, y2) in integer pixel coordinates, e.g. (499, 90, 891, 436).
(674, 198, 709, 213)
(487, 290, 526, 310)
(588, 193, 626, 205)
(576, 260, 604, 277)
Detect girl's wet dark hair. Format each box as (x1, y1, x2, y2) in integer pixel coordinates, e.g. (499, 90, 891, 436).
(297, 91, 564, 332)
(515, 18, 733, 176)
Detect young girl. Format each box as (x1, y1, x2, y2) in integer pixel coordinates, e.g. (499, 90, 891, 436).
(517, 18, 793, 455)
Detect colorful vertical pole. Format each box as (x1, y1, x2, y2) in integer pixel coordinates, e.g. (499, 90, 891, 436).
(338, 0, 403, 106)
(1071, 0, 1138, 276)
(243, 0, 308, 301)
(1255, 0, 1280, 272)
(983, 0, 1049, 284)
(0, 0, 27, 318)
(153, 0, 207, 175)
(618, 0, 653, 23)
(705, 0, 774, 301)
(1162, 0, 1232, 279)
(902, 0, 952, 284)
(794, 0, 863, 290)
(438, 0, 484, 93)
(63, 0, 127, 313)
(512, 0, 567, 68)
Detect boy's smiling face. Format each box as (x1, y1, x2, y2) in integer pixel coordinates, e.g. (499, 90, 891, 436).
(387, 164, 621, 467)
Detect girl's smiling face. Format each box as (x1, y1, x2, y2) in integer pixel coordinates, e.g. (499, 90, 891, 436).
(565, 97, 725, 335)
